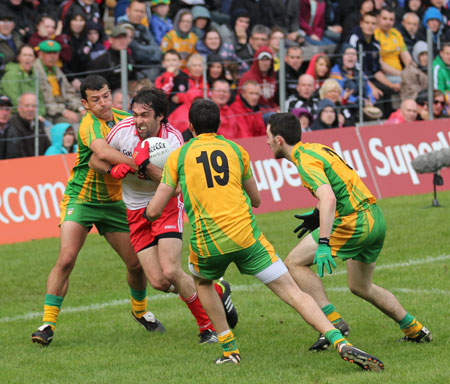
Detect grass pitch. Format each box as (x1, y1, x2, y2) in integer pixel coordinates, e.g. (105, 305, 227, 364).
(1, 191, 449, 383)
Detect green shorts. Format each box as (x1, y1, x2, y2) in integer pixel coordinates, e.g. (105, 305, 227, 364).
(60, 195, 129, 235)
(188, 234, 279, 280)
(312, 204, 386, 264)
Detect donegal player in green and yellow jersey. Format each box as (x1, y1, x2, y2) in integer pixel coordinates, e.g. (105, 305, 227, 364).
(266, 113, 432, 352)
(32, 75, 164, 347)
(145, 99, 384, 371)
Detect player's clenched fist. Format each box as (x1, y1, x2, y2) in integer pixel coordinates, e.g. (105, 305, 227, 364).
(108, 164, 135, 179)
(133, 141, 150, 174)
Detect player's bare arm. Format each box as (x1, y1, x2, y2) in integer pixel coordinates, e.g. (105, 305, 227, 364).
(242, 177, 261, 208)
(88, 153, 110, 174)
(315, 184, 336, 239)
(90, 138, 137, 170)
(146, 182, 176, 220)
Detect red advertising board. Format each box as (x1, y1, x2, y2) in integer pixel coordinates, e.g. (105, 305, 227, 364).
(357, 120, 450, 197)
(0, 154, 76, 244)
(1, 120, 449, 244)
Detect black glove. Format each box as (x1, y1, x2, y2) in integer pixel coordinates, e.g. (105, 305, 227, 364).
(293, 208, 320, 238)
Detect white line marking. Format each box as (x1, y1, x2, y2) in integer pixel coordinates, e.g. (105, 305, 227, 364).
(2, 254, 449, 324)
(332, 254, 450, 276)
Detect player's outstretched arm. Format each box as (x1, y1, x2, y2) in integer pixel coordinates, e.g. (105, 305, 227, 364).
(90, 138, 137, 170)
(146, 182, 176, 221)
(89, 153, 134, 179)
(243, 177, 261, 208)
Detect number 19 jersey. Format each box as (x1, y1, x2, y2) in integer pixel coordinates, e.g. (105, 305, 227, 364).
(162, 133, 261, 257)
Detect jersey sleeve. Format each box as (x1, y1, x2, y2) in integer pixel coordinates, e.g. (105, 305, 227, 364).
(240, 146, 253, 180)
(161, 148, 180, 188)
(81, 116, 105, 148)
(296, 153, 329, 194)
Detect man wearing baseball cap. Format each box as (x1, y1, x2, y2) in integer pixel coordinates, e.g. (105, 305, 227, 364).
(238, 46, 279, 110)
(33, 40, 83, 125)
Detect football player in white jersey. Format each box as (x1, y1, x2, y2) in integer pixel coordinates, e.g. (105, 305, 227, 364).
(89, 88, 237, 344)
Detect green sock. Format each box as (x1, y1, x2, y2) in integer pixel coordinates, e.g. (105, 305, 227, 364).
(325, 329, 348, 348)
(322, 304, 335, 316)
(43, 294, 64, 328)
(322, 304, 342, 325)
(399, 313, 415, 329)
(130, 288, 147, 317)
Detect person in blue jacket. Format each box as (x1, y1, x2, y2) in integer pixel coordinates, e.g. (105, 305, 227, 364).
(44, 123, 77, 155)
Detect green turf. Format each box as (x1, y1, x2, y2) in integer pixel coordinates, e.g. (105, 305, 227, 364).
(1, 191, 449, 383)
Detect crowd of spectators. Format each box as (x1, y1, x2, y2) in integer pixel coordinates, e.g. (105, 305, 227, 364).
(1, 0, 450, 160)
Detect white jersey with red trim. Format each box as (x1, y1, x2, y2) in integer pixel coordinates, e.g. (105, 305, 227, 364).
(107, 116, 184, 210)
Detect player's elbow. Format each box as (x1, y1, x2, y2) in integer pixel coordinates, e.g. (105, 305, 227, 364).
(96, 151, 109, 162)
(146, 205, 161, 221)
(251, 196, 261, 208)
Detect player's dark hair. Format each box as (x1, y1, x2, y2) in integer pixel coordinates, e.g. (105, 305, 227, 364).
(131, 88, 169, 123)
(189, 99, 220, 134)
(80, 75, 110, 100)
(267, 113, 301, 145)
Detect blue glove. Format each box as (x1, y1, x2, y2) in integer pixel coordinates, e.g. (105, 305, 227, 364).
(314, 241, 336, 277)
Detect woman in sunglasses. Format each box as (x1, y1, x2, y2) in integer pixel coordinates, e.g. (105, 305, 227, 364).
(417, 89, 448, 120)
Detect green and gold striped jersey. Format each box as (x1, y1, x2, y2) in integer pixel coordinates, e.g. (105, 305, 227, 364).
(162, 133, 261, 257)
(64, 108, 131, 203)
(291, 142, 376, 217)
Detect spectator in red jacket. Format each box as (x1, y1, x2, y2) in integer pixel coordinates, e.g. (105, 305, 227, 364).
(210, 79, 239, 139)
(385, 98, 418, 124)
(230, 80, 266, 138)
(238, 46, 278, 110)
(168, 88, 203, 140)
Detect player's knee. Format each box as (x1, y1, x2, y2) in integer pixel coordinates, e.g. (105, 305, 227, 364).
(284, 255, 294, 271)
(148, 277, 171, 292)
(285, 252, 311, 269)
(161, 264, 180, 284)
(126, 261, 144, 276)
(348, 282, 366, 298)
(55, 252, 77, 274)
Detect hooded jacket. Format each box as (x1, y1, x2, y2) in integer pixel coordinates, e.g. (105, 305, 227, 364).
(191, 6, 214, 39)
(161, 9, 198, 67)
(417, 7, 450, 54)
(305, 53, 330, 90)
(238, 47, 278, 109)
(45, 123, 77, 155)
(400, 40, 428, 101)
(311, 99, 339, 130)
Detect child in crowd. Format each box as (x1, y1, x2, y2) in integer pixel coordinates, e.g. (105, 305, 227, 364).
(85, 20, 106, 61)
(150, 0, 173, 45)
(155, 49, 189, 113)
(161, 8, 197, 67)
